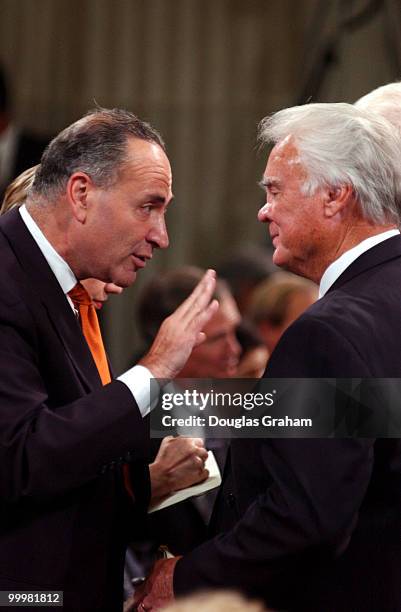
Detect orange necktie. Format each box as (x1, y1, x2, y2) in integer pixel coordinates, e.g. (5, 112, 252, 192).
(68, 282, 135, 499)
(68, 283, 111, 384)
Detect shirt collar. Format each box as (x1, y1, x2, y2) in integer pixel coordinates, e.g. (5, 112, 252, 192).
(19, 204, 77, 295)
(319, 229, 400, 298)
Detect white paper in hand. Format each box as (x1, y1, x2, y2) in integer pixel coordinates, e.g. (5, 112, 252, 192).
(148, 450, 221, 514)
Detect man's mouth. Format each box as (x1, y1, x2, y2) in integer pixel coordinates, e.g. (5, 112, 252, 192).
(269, 226, 279, 246)
(131, 254, 151, 269)
(224, 357, 240, 375)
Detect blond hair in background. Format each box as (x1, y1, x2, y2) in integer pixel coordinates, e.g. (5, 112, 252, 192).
(1, 165, 38, 215)
(247, 272, 318, 354)
(159, 591, 270, 612)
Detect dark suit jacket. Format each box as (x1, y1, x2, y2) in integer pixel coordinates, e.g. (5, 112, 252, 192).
(174, 236, 401, 611)
(0, 209, 150, 611)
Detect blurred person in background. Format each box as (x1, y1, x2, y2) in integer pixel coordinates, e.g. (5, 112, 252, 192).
(247, 272, 318, 355)
(1, 164, 38, 212)
(355, 81, 401, 135)
(137, 266, 241, 379)
(235, 319, 269, 378)
(153, 590, 270, 612)
(216, 244, 276, 315)
(135, 266, 241, 556)
(216, 245, 276, 379)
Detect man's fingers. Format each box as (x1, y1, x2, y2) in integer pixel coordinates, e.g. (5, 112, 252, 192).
(132, 586, 147, 607)
(195, 331, 206, 347)
(197, 467, 209, 482)
(193, 299, 220, 346)
(191, 437, 205, 448)
(169, 442, 208, 468)
(195, 448, 209, 462)
(176, 270, 216, 319)
(142, 595, 155, 610)
(167, 436, 204, 454)
(140, 272, 219, 380)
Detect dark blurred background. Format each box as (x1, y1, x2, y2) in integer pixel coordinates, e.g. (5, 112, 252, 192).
(1, 0, 400, 371)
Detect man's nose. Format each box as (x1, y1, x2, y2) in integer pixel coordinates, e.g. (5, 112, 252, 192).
(149, 216, 169, 249)
(258, 202, 271, 223)
(227, 333, 242, 357)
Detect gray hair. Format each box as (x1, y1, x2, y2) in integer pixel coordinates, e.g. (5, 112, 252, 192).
(32, 107, 165, 199)
(259, 102, 401, 225)
(355, 81, 401, 134)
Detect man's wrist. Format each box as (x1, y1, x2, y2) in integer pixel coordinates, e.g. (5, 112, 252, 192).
(139, 355, 173, 381)
(149, 461, 172, 503)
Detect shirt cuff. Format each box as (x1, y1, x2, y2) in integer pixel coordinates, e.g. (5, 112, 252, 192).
(118, 365, 159, 417)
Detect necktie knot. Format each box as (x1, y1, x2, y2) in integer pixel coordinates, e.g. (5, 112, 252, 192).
(68, 283, 92, 307)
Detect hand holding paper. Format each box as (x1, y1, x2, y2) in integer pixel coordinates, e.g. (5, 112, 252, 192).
(148, 436, 209, 505)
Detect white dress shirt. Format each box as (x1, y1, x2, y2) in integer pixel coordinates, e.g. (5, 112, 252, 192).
(19, 204, 154, 417)
(319, 229, 400, 298)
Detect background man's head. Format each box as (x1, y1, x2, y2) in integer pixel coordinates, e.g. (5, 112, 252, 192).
(27, 108, 172, 287)
(355, 82, 401, 134)
(257, 102, 401, 282)
(247, 272, 317, 353)
(138, 266, 241, 378)
(216, 245, 277, 314)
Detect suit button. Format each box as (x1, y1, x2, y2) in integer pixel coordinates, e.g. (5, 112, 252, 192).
(226, 493, 236, 507)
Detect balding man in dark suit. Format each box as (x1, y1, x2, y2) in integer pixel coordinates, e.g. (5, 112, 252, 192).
(0, 108, 218, 611)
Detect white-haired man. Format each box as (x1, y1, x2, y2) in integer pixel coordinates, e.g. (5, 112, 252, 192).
(356, 80, 401, 132)
(136, 103, 401, 612)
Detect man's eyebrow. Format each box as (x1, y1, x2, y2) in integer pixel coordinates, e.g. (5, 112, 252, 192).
(258, 177, 280, 190)
(147, 194, 175, 205)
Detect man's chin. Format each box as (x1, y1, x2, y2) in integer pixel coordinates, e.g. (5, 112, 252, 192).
(272, 247, 291, 270)
(114, 269, 138, 288)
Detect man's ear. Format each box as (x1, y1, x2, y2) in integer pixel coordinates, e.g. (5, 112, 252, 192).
(66, 172, 93, 223)
(324, 184, 354, 218)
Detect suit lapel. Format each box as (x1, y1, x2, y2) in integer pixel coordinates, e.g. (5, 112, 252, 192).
(328, 235, 401, 294)
(0, 208, 102, 390)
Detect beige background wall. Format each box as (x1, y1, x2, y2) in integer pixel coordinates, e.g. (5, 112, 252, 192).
(1, 0, 399, 371)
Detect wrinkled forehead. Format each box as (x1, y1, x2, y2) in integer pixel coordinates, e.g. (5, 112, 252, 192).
(118, 138, 173, 193)
(265, 137, 307, 181)
(124, 137, 171, 172)
(269, 136, 301, 166)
